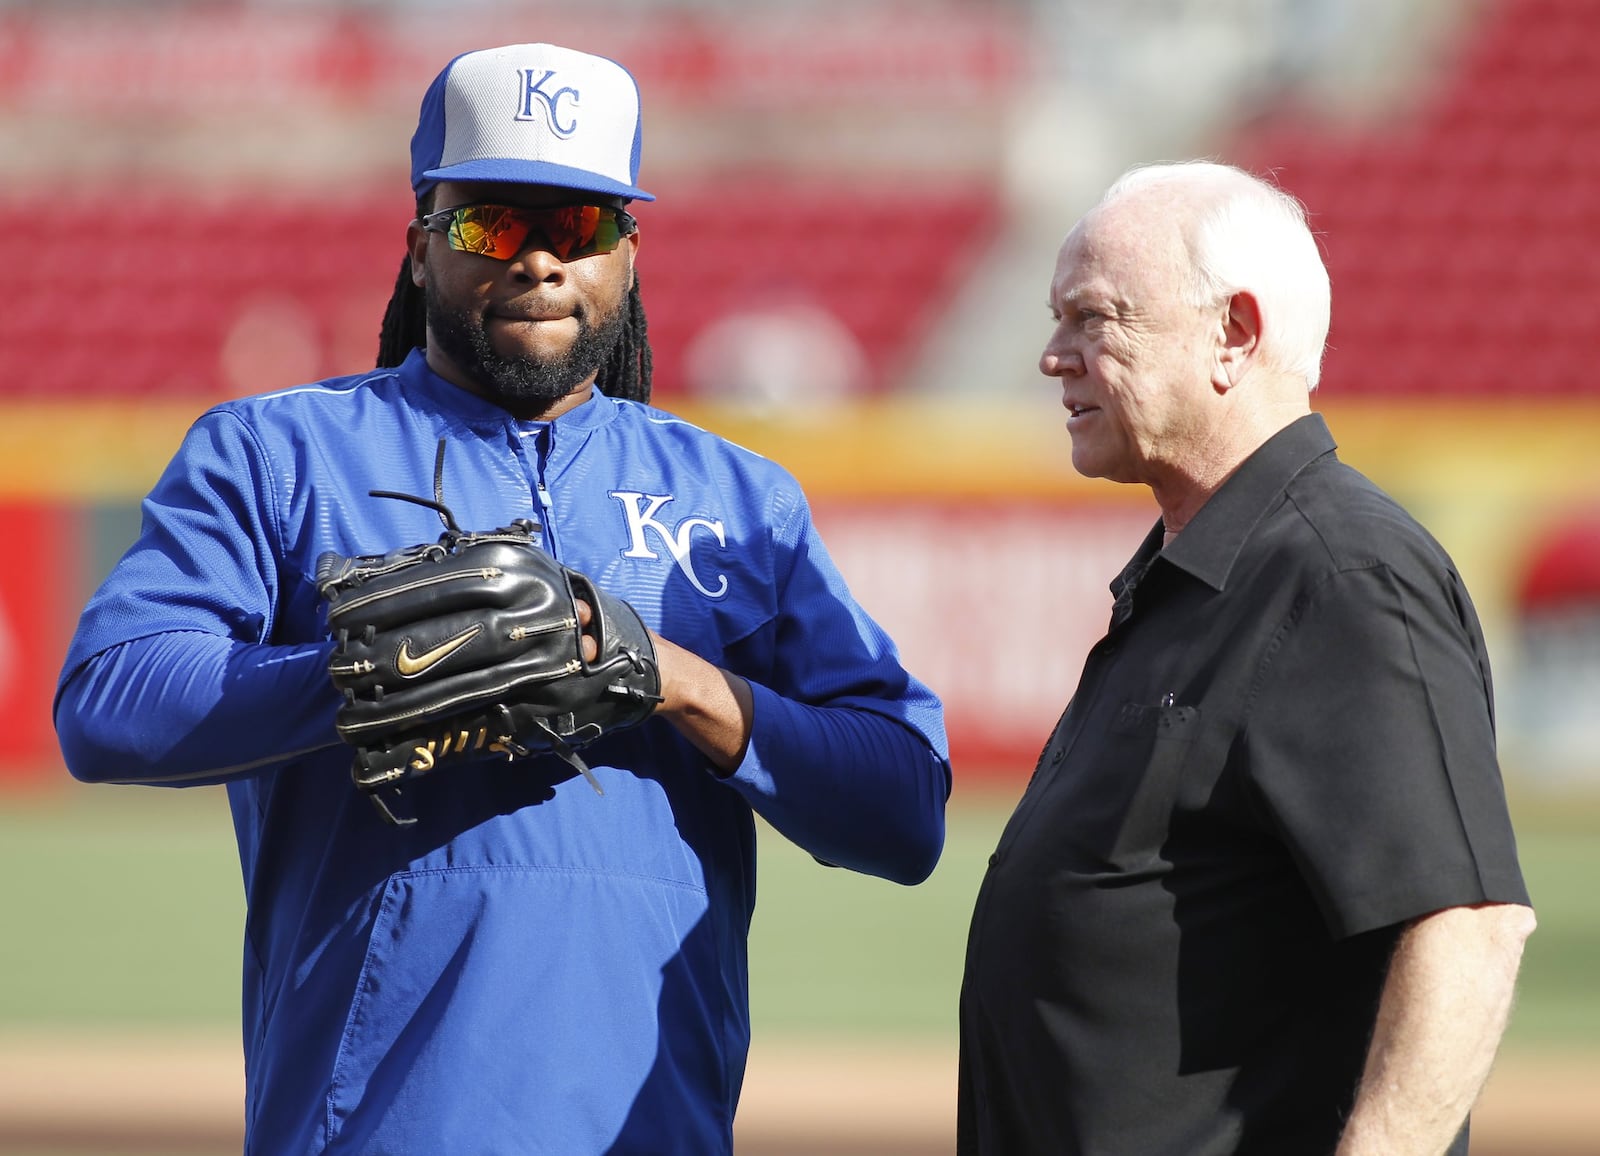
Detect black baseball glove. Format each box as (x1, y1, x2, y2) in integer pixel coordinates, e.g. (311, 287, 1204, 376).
(315, 505, 662, 825)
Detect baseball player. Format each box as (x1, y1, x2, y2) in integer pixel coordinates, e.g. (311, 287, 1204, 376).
(54, 42, 951, 1155)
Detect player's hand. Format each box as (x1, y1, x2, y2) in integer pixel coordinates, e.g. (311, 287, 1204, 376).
(648, 630, 754, 775)
(576, 598, 598, 663)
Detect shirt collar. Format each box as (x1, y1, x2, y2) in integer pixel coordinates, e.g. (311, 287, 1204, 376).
(1158, 412, 1338, 592)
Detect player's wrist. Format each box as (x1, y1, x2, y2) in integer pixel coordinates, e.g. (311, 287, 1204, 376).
(650, 634, 753, 774)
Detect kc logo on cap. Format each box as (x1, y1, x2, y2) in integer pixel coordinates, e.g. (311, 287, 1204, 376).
(519, 68, 581, 138)
(410, 43, 654, 202)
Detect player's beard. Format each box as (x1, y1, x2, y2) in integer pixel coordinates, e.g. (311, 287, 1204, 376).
(424, 287, 628, 410)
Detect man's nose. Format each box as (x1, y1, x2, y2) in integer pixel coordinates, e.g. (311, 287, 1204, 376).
(1040, 341, 1081, 378)
(506, 242, 568, 281)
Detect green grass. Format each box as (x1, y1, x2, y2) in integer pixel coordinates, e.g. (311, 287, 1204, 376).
(746, 789, 1014, 1039)
(1, 779, 1595, 1051)
(1495, 792, 1600, 1049)
(748, 786, 1600, 1049)
(0, 784, 243, 1025)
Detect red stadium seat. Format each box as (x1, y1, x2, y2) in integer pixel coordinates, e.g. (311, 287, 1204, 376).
(5, 178, 998, 400)
(1226, 0, 1600, 395)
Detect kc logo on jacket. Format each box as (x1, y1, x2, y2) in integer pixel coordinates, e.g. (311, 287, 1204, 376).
(611, 492, 728, 598)
(518, 68, 580, 138)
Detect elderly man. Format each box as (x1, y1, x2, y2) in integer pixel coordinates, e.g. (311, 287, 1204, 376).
(958, 161, 1533, 1155)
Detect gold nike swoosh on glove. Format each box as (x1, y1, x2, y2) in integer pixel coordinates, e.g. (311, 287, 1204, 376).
(396, 625, 484, 677)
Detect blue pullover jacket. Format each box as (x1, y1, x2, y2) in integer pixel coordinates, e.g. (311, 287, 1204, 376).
(56, 350, 950, 1155)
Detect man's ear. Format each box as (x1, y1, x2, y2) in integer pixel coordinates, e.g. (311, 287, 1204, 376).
(1214, 290, 1262, 390)
(624, 226, 640, 291)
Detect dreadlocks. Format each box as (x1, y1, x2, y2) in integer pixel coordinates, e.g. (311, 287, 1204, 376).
(376, 255, 427, 373)
(596, 278, 652, 403)
(375, 209, 654, 404)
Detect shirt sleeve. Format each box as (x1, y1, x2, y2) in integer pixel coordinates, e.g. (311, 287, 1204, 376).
(720, 494, 951, 885)
(54, 409, 342, 785)
(56, 631, 340, 786)
(1243, 561, 1529, 938)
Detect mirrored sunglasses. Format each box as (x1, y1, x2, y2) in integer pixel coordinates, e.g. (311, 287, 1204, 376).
(419, 203, 637, 262)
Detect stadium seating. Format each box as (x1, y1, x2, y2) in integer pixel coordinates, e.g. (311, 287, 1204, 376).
(1225, 0, 1600, 395)
(0, 189, 404, 400)
(636, 178, 998, 400)
(9, 0, 1595, 401)
(0, 180, 998, 401)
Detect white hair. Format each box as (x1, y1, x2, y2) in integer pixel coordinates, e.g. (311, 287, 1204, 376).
(1101, 160, 1332, 390)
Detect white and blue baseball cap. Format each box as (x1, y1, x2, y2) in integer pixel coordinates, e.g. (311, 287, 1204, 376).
(410, 43, 654, 202)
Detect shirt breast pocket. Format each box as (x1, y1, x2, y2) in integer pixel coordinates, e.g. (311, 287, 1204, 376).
(1071, 701, 1203, 872)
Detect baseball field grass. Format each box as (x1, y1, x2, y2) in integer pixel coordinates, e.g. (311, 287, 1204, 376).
(1, 775, 1597, 1153)
(3, 777, 1595, 1044)
(0, 776, 993, 1034)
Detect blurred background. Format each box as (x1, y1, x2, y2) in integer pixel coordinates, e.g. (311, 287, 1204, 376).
(2, 0, 1598, 1152)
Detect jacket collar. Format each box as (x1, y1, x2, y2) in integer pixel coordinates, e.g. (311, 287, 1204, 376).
(1157, 413, 1338, 592)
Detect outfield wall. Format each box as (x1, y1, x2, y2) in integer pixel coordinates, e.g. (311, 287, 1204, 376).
(6, 397, 1599, 785)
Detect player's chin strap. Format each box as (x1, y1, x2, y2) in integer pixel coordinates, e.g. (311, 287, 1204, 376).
(371, 434, 468, 527)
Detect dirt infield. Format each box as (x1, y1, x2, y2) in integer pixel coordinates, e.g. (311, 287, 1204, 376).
(1, 1034, 1595, 1154)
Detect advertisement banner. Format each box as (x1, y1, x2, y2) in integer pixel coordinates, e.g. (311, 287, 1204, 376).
(0, 503, 77, 780)
(814, 499, 1154, 778)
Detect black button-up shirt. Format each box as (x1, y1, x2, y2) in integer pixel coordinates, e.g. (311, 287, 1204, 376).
(959, 414, 1529, 1156)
